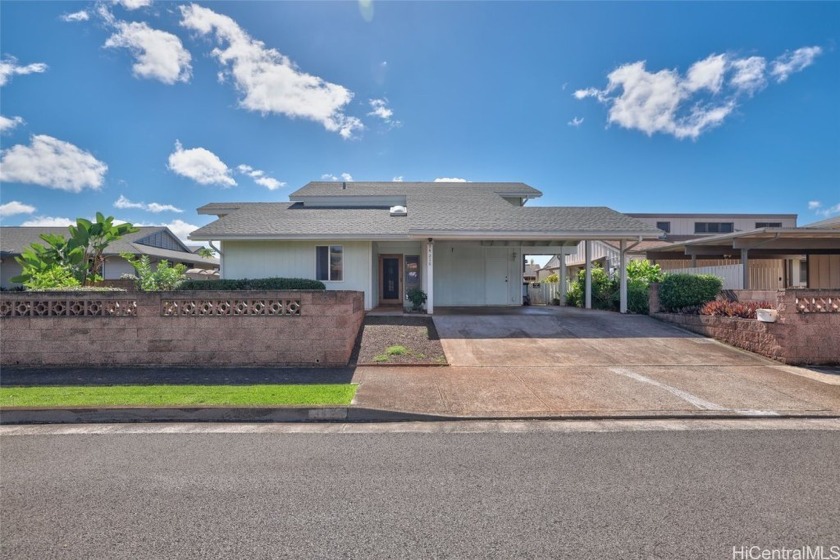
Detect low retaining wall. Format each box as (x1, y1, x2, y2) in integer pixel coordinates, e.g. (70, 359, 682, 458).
(649, 285, 840, 365)
(0, 290, 364, 367)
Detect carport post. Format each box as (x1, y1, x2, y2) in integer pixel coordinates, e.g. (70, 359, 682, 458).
(425, 239, 434, 314)
(619, 239, 627, 313)
(584, 241, 592, 309)
(559, 248, 567, 305)
(741, 248, 749, 290)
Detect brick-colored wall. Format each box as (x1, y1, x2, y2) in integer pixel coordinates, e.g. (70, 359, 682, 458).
(649, 285, 840, 365)
(0, 290, 364, 367)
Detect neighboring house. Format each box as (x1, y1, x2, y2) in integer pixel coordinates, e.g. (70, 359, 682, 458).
(544, 213, 803, 291)
(0, 226, 219, 288)
(190, 181, 662, 313)
(523, 260, 540, 283)
(646, 219, 840, 289)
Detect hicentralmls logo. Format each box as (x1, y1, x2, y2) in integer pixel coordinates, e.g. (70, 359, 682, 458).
(732, 545, 840, 560)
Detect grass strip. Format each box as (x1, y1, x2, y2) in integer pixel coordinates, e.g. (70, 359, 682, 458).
(0, 384, 357, 408)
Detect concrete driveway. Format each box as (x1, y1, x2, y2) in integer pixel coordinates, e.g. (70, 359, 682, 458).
(353, 307, 840, 418)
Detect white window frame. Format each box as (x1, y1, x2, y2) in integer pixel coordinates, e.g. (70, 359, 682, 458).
(315, 245, 344, 282)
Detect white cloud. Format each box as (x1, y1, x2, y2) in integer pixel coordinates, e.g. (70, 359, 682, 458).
(20, 216, 75, 227)
(0, 55, 48, 87)
(61, 10, 90, 22)
(392, 176, 404, 182)
(684, 54, 727, 93)
(114, 194, 183, 213)
(576, 46, 822, 140)
(0, 201, 36, 217)
(434, 177, 468, 182)
(105, 21, 192, 84)
(368, 98, 399, 127)
(167, 140, 235, 187)
(236, 164, 285, 190)
(574, 88, 604, 101)
(730, 56, 767, 94)
(321, 172, 353, 182)
(113, 0, 153, 9)
(567, 117, 584, 127)
(809, 200, 840, 218)
(179, 4, 363, 139)
(0, 114, 24, 133)
(0, 135, 107, 192)
(771, 46, 822, 83)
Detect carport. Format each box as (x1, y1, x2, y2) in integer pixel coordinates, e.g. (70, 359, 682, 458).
(423, 235, 660, 314)
(646, 225, 840, 289)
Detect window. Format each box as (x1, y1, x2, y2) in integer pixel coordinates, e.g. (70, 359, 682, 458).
(316, 245, 343, 281)
(656, 221, 671, 233)
(755, 222, 782, 228)
(694, 222, 734, 234)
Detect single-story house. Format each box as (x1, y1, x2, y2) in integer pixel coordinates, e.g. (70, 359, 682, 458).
(0, 226, 219, 288)
(190, 181, 662, 313)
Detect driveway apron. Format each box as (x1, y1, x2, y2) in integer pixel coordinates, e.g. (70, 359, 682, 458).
(353, 307, 840, 418)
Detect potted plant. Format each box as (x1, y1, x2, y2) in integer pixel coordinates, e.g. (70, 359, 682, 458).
(406, 288, 427, 312)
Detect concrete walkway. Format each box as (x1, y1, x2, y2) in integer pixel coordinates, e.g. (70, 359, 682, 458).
(352, 307, 840, 418)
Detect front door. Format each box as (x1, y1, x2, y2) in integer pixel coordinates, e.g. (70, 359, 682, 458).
(380, 255, 402, 304)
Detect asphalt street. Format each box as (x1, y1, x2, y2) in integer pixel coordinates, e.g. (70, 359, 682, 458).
(2, 422, 839, 559)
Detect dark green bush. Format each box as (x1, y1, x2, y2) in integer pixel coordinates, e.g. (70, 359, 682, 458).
(566, 260, 665, 314)
(610, 279, 651, 314)
(177, 278, 326, 291)
(659, 274, 722, 311)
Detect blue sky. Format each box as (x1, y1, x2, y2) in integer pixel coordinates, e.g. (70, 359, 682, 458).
(1, 1, 838, 245)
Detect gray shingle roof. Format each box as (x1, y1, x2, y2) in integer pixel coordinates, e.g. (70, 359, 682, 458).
(0, 226, 218, 267)
(191, 182, 662, 241)
(289, 181, 542, 199)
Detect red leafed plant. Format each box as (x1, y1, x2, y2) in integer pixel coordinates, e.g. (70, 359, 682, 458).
(699, 300, 773, 319)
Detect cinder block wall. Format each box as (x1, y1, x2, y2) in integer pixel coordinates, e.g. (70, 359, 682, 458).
(649, 285, 840, 365)
(0, 290, 364, 367)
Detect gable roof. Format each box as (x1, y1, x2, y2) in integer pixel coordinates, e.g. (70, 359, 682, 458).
(0, 226, 218, 268)
(192, 181, 662, 241)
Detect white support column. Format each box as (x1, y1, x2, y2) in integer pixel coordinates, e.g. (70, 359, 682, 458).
(619, 239, 628, 314)
(425, 239, 434, 314)
(584, 240, 592, 309)
(559, 248, 567, 306)
(741, 248, 749, 290)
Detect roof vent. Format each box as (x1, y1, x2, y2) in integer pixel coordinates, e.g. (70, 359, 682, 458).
(389, 205, 408, 217)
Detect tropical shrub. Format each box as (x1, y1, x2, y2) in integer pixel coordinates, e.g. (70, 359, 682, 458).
(699, 300, 772, 319)
(122, 255, 187, 291)
(177, 278, 326, 291)
(12, 213, 137, 288)
(566, 260, 662, 313)
(659, 274, 723, 312)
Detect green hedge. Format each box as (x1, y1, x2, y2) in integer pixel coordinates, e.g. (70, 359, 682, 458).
(177, 278, 326, 291)
(659, 273, 722, 311)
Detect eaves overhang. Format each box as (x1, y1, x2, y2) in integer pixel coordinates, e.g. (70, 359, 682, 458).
(408, 230, 663, 241)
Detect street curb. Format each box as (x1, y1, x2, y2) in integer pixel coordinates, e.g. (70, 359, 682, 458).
(2, 406, 839, 425)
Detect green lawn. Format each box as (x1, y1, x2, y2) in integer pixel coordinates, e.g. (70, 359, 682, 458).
(0, 384, 357, 408)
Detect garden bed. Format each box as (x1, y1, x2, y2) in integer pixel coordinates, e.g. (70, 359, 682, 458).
(353, 316, 447, 365)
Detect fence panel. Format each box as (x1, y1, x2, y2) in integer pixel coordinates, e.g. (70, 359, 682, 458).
(666, 264, 744, 289)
